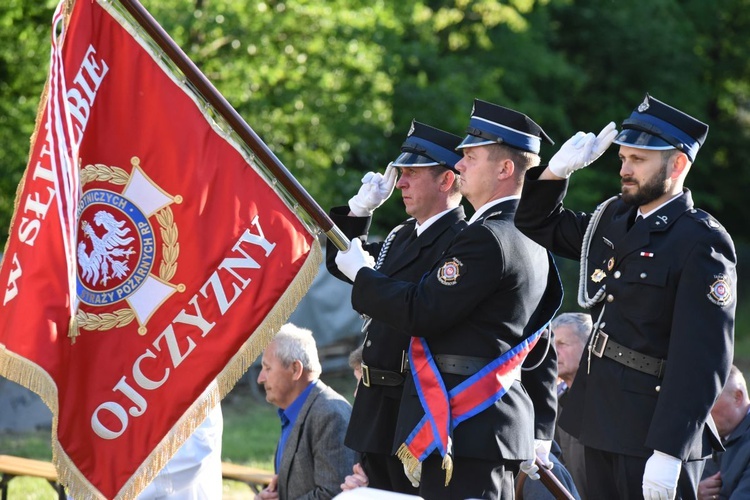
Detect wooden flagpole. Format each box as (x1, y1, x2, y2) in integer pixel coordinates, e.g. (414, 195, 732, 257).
(117, 0, 350, 251)
(536, 457, 577, 500)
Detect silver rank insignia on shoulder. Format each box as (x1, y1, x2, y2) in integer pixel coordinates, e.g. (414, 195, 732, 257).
(591, 269, 606, 283)
(437, 257, 463, 286)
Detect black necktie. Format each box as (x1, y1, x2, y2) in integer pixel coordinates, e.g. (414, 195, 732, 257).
(628, 213, 642, 230)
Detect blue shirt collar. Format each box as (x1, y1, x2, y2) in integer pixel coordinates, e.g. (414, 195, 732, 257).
(275, 380, 317, 472)
(278, 379, 317, 426)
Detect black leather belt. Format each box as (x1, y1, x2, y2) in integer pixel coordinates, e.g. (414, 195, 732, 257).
(360, 362, 404, 388)
(590, 329, 667, 378)
(403, 353, 494, 377)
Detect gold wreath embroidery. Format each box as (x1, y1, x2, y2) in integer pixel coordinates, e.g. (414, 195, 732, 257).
(76, 309, 135, 331)
(80, 163, 130, 185)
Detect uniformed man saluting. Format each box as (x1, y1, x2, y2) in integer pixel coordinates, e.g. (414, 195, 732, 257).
(326, 121, 467, 494)
(336, 100, 563, 500)
(515, 94, 737, 500)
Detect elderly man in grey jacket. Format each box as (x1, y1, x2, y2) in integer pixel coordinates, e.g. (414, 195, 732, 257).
(699, 365, 750, 500)
(256, 323, 357, 500)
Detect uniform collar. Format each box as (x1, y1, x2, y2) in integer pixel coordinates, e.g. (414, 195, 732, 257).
(469, 195, 520, 224)
(416, 206, 459, 236)
(638, 192, 683, 219)
(639, 189, 693, 232)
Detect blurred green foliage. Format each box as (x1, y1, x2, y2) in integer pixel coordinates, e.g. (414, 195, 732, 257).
(2, 0, 749, 244)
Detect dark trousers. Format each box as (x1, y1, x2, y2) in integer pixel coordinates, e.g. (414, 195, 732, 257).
(361, 451, 419, 495)
(584, 447, 705, 500)
(418, 454, 517, 500)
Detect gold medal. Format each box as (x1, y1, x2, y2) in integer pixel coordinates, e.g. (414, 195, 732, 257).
(607, 257, 615, 271)
(591, 269, 606, 283)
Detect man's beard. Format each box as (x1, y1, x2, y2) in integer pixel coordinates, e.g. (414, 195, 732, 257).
(621, 164, 668, 207)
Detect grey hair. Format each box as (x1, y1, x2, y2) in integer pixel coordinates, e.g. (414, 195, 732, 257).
(271, 323, 322, 376)
(551, 312, 593, 344)
(727, 364, 748, 395)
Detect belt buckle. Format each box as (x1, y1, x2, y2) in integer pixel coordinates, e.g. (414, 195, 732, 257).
(361, 362, 371, 388)
(591, 331, 609, 358)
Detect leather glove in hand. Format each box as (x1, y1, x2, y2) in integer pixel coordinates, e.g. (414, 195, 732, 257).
(403, 462, 422, 488)
(335, 238, 375, 282)
(348, 164, 398, 217)
(643, 450, 682, 500)
(519, 439, 554, 480)
(548, 122, 618, 178)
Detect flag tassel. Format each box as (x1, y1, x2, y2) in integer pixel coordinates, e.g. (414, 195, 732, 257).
(67, 314, 79, 344)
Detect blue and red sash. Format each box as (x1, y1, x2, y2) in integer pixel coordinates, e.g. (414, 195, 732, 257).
(396, 327, 546, 485)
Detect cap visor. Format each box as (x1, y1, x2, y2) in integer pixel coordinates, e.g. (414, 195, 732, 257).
(456, 134, 495, 150)
(613, 129, 674, 150)
(391, 152, 440, 167)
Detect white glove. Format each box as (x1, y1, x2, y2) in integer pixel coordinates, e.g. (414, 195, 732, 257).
(642, 450, 682, 500)
(519, 439, 554, 480)
(403, 461, 422, 488)
(335, 238, 375, 282)
(548, 122, 618, 178)
(348, 164, 398, 217)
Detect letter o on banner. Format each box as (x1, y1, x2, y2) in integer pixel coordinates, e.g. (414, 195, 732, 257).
(92, 402, 128, 439)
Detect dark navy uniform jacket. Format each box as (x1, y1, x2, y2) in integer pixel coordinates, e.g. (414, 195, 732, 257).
(350, 198, 562, 462)
(326, 205, 467, 455)
(515, 167, 736, 461)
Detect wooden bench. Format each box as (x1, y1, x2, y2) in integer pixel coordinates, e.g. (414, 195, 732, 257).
(0, 454, 273, 498)
(0, 455, 64, 500)
(221, 461, 274, 493)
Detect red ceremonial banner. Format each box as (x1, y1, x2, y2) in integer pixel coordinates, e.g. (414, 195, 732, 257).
(0, 1, 321, 498)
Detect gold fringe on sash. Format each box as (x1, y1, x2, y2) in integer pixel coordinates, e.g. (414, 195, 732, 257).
(396, 441, 454, 487)
(442, 453, 453, 486)
(396, 443, 421, 476)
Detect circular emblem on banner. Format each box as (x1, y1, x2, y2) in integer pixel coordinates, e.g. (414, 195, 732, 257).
(77, 190, 155, 306)
(437, 257, 463, 286)
(707, 274, 732, 307)
(75, 157, 183, 337)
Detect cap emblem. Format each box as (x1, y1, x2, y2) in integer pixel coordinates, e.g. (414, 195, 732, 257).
(637, 97, 650, 113)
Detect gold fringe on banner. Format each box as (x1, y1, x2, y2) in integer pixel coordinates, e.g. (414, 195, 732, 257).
(67, 315, 80, 343)
(215, 241, 322, 399)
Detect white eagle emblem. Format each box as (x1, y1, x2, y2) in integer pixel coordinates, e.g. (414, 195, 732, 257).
(78, 210, 136, 286)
